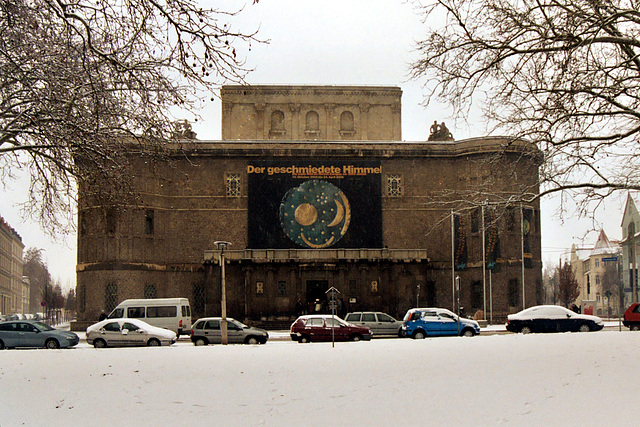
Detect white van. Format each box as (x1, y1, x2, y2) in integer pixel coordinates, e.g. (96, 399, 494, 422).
(108, 298, 192, 337)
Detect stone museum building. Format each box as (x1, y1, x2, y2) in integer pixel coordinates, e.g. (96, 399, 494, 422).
(72, 85, 543, 330)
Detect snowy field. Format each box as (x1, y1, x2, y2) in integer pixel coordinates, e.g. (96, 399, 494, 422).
(1, 330, 639, 426)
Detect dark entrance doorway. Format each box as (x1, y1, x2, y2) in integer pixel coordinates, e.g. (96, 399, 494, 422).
(306, 280, 329, 313)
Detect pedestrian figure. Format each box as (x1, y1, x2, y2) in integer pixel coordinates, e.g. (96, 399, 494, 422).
(98, 310, 107, 321)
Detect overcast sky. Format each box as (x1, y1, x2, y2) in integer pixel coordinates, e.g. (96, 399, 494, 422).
(0, 0, 626, 291)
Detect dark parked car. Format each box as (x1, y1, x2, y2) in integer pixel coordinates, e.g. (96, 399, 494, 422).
(344, 312, 403, 337)
(0, 320, 79, 349)
(506, 305, 604, 334)
(190, 317, 269, 345)
(623, 303, 640, 331)
(290, 315, 372, 343)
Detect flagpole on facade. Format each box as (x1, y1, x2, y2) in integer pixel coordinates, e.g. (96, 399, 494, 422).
(482, 203, 486, 321)
(451, 209, 456, 311)
(520, 204, 526, 309)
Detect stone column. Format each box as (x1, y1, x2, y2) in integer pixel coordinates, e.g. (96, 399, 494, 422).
(359, 103, 370, 140)
(325, 104, 335, 140)
(290, 103, 301, 140)
(221, 102, 233, 140)
(254, 103, 266, 140)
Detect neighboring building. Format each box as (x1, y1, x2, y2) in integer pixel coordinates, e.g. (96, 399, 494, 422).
(72, 85, 543, 330)
(621, 193, 640, 305)
(0, 216, 27, 315)
(570, 230, 622, 316)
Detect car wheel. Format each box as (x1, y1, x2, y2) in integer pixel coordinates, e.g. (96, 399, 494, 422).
(45, 339, 60, 349)
(397, 328, 403, 338)
(93, 339, 107, 349)
(350, 334, 362, 342)
(194, 338, 207, 346)
(520, 326, 532, 334)
(578, 324, 591, 333)
(413, 330, 426, 339)
(631, 324, 640, 331)
(147, 338, 161, 346)
(462, 329, 475, 337)
(246, 337, 259, 345)
(0, 340, 5, 350)
(299, 335, 310, 343)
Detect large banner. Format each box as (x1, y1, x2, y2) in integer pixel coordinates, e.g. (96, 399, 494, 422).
(247, 160, 382, 249)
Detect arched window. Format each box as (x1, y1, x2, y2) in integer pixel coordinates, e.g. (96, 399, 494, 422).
(269, 110, 286, 136)
(340, 110, 355, 133)
(305, 110, 320, 135)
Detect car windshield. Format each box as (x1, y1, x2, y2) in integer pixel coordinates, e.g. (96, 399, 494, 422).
(229, 319, 247, 329)
(33, 321, 54, 331)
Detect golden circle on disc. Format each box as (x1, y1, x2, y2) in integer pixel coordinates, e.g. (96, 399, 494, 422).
(295, 203, 317, 226)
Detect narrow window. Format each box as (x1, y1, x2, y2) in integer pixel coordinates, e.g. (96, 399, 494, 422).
(370, 280, 378, 293)
(278, 281, 287, 296)
(305, 111, 320, 133)
(104, 283, 118, 312)
(256, 281, 264, 295)
(471, 208, 480, 233)
(226, 173, 241, 197)
(269, 110, 286, 136)
(387, 174, 402, 197)
(508, 279, 519, 307)
(144, 284, 157, 299)
(145, 210, 154, 235)
(106, 208, 117, 235)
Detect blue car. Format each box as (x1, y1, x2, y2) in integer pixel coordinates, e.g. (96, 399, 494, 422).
(0, 320, 79, 349)
(401, 308, 480, 338)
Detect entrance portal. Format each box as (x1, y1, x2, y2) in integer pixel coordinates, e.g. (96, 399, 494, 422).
(306, 280, 329, 313)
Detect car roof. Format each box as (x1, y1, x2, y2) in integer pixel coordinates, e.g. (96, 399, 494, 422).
(195, 317, 236, 321)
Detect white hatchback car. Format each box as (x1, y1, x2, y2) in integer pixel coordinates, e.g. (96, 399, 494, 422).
(86, 318, 176, 348)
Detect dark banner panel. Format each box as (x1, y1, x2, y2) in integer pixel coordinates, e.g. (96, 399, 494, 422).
(484, 207, 500, 270)
(523, 207, 533, 268)
(454, 213, 467, 271)
(247, 160, 382, 249)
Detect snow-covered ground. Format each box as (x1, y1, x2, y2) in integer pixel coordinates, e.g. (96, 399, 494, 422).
(1, 330, 638, 426)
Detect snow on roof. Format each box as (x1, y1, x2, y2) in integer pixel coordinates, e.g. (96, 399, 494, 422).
(591, 229, 620, 256)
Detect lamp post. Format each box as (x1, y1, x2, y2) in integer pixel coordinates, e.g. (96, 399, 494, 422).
(214, 241, 231, 345)
(416, 284, 420, 308)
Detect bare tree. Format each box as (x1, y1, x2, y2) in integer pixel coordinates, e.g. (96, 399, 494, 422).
(22, 247, 51, 312)
(410, 0, 640, 211)
(558, 262, 580, 308)
(1, 0, 261, 231)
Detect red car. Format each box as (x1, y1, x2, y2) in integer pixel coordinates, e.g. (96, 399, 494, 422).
(623, 303, 640, 331)
(290, 315, 372, 343)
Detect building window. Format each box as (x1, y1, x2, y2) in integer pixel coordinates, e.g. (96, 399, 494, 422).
(144, 284, 157, 299)
(106, 208, 117, 234)
(192, 283, 205, 315)
(305, 111, 320, 135)
(508, 279, 519, 307)
(595, 274, 600, 285)
(256, 281, 264, 295)
(105, 283, 118, 312)
(595, 259, 600, 268)
(145, 210, 154, 235)
(79, 211, 87, 236)
(277, 281, 287, 296)
(387, 174, 403, 197)
(370, 280, 378, 293)
(471, 208, 480, 233)
(339, 111, 355, 134)
(587, 276, 591, 295)
(226, 173, 241, 197)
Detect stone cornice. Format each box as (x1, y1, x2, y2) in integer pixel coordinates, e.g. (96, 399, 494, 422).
(162, 137, 542, 162)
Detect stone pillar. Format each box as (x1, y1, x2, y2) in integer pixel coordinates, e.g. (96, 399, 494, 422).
(391, 102, 402, 141)
(254, 103, 266, 140)
(221, 102, 233, 140)
(359, 103, 370, 140)
(325, 104, 335, 140)
(290, 103, 300, 140)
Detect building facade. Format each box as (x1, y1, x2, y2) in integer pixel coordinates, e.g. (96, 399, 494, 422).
(73, 85, 543, 329)
(621, 193, 640, 305)
(0, 216, 27, 315)
(570, 230, 621, 316)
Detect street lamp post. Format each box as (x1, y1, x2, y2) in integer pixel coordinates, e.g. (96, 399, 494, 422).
(214, 241, 231, 345)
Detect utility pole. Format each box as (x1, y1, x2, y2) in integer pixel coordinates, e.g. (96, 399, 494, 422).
(214, 241, 231, 345)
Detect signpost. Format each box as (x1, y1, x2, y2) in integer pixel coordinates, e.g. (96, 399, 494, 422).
(326, 287, 340, 348)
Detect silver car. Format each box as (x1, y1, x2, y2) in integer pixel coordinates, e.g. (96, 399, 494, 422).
(0, 320, 79, 349)
(344, 312, 403, 337)
(86, 318, 176, 348)
(190, 317, 269, 345)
